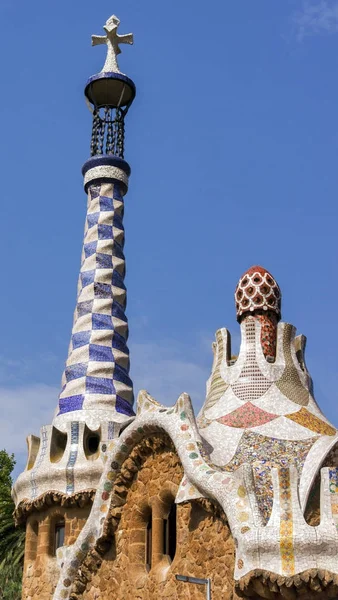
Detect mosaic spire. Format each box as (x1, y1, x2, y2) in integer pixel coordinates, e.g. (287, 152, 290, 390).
(55, 15, 136, 426)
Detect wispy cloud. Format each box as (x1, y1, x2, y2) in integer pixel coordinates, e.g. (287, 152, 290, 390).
(293, 0, 338, 40)
(130, 339, 211, 412)
(0, 335, 215, 478)
(0, 384, 59, 478)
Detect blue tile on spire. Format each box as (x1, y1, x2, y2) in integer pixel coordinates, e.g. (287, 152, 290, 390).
(87, 212, 100, 229)
(96, 253, 112, 269)
(89, 343, 114, 362)
(84, 241, 97, 258)
(94, 282, 111, 298)
(112, 331, 129, 352)
(90, 185, 101, 199)
(72, 331, 91, 349)
(58, 394, 84, 414)
(112, 270, 126, 289)
(113, 214, 124, 231)
(77, 300, 94, 316)
(81, 270, 95, 287)
(111, 301, 126, 321)
(113, 363, 133, 387)
(116, 395, 135, 416)
(98, 224, 113, 239)
(92, 313, 114, 330)
(113, 184, 123, 200)
(86, 376, 115, 394)
(112, 242, 125, 259)
(99, 195, 114, 211)
(65, 363, 87, 381)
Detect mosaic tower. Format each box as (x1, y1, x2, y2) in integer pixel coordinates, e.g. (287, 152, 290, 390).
(13, 14, 136, 517)
(57, 14, 136, 427)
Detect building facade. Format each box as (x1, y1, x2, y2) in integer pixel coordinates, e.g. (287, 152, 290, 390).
(13, 15, 338, 600)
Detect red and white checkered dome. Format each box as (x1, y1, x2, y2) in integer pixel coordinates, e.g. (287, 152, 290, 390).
(235, 265, 281, 322)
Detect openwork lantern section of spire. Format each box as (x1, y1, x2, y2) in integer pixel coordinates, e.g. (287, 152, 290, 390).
(85, 15, 136, 159)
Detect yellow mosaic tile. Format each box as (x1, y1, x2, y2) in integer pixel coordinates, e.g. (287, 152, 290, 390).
(279, 469, 295, 576)
(286, 407, 336, 436)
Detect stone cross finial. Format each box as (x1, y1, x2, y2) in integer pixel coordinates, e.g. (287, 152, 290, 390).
(92, 15, 133, 74)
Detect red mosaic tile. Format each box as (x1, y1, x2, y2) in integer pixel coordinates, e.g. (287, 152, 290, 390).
(217, 402, 278, 428)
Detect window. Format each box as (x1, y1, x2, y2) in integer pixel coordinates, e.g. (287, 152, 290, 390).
(50, 427, 67, 463)
(146, 517, 152, 571)
(54, 519, 65, 553)
(163, 503, 176, 562)
(83, 425, 101, 459)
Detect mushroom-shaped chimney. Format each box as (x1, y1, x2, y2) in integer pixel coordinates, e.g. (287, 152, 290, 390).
(235, 266, 281, 361)
(235, 265, 281, 322)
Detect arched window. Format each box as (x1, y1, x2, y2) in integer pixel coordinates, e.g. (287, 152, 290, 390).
(83, 425, 101, 459)
(54, 518, 65, 554)
(146, 513, 152, 571)
(163, 503, 177, 562)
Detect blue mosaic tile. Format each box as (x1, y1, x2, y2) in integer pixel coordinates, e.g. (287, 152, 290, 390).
(77, 300, 94, 316)
(94, 282, 111, 298)
(65, 363, 87, 382)
(113, 363, 132, 387)
(72, 331, 91, 349)
(111, 300, 126, 320)
(113, 183, 123, 200)
(112, 331, 129, 352)
(113, 214, 124, 231)
(84, 242, 98, 258)
(87, 212, 100, 229)
(99, 195, 114, 211)
(90, 185, 101, 199)
(116, 395, 135, 416)
(98, 224, 113, 239)
(89, 343, 114, 362)
(81, 269, 95, 287)
(66, 422, 79, 493)
(86, 376, 115, 394)
(92, 313, 114, 330)
(112, 270, 126, 289)
(112, 242, 124, 259)
(96, 253, 112, 269)
(59, 395, 84, 414)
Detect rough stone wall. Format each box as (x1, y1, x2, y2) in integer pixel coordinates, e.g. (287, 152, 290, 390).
(22, 505, 90, 600)
(78, 434, 236, 600)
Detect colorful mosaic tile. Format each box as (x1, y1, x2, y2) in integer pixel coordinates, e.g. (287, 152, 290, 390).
(286, 407, 336, 436)
(329, 469, 338, 532)
(231, 320, 272, 401)
(276, 324, 309, 406)
(279, 468, 295, 576)
(254, 312, 278, 360)
(217, 402, 277, 428)
(199, 431, 318, 522)
(235, 265, 281, 321)
(203, 328, 229, 412)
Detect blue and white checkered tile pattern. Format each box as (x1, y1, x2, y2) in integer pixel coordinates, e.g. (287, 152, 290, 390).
(58, 181, 135, 418)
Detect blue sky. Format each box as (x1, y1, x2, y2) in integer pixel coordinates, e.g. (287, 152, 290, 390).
(0, 0, 338, 477)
